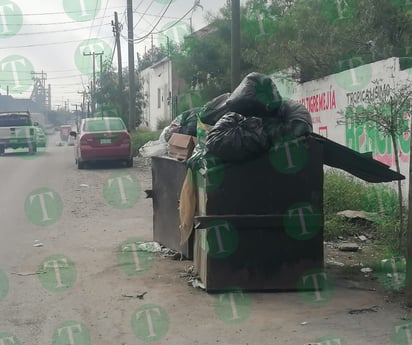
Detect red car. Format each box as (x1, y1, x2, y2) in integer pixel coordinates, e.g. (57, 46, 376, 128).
(70, 117, 133, 169)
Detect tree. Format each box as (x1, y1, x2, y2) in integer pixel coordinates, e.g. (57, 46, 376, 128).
(339, 78, 412, 250)
(94, 60, 144, 127)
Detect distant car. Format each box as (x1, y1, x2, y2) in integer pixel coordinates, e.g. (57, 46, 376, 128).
(35, 126, 46, 147)
(71, 117, 133, 169)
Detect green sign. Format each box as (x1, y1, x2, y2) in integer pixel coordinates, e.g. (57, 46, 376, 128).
(117, 238, 155, 276)
(39, 255, 77, 293)
(52, 320, 90, 345)
(0, 0, 22, 39)
(24, 187, 63, 226)
(298, 269, 335, 306)
(103, 172, 141, 209)
(214, 289, 252, 323)
(200, 220, 239, 259)
(0, 55, 34, 94)
(63, 0, 100, 22)
(131, 304, 169, 342)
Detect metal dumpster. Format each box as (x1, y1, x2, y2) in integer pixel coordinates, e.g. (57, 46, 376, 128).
(193, 136, 324, 291)
(151, 156, 193, 259)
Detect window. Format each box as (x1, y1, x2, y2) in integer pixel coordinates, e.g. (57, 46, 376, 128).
(0, 114, 31, 127)
(157, 88, 161, 108)
(83, 118, 126, 132)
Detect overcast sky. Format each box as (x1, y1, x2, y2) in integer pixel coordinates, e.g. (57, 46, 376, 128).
(0, 0, 244, 110)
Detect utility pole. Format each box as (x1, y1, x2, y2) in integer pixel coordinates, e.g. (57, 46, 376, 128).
(83, 51, 104, 114)
(127, 0, 136, 131)
(231, 0, 241, 91)
(112, 11, 124, 116)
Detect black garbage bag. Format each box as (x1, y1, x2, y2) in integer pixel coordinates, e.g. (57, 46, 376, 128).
(263, 99, 313, 143)
(205, 112, 270, 162)
(226, 72, 282, 117)
(200, 93, 231, 125)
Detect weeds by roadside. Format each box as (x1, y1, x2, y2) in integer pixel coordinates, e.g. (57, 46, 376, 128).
(324, 169, 404, 252)
(131, 127, 161, 157)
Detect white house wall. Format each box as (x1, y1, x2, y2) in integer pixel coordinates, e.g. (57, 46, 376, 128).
(141, 59, 173, 131)
(272, 57, 411, 195)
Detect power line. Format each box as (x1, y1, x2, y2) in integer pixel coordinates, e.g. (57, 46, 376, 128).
(0, 36, 113, 49)
(3, 6, 126, 16)
(4, 15, 114, 26)
(133, 0, 155, 29)
(5, 23, 111, 37)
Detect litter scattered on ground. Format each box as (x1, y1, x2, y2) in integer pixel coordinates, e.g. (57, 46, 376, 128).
(79, 184, 89, 188)
(11, 271, 46, 276)
(55, 141, 64, 146)
(325, 258, 345, 267)
(358, 235, 368, 242)
(300, 321, 309, 325)
(337, 210, 378, 223)
(121, 292, 147, 300)
(361, 267, 373, 273)
(136, 241, 162, 253)
(348, 305, 379, 314)
(160, 247, 183, 260)
(33, 240, 44, 247)
(338, 243, 359, 252)
(180, 265, 205, 290)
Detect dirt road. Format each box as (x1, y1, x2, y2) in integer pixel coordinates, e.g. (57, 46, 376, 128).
(0, 136, 410, 345)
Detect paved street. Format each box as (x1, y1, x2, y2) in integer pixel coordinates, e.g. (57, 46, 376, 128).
(0, 133, 410, 345)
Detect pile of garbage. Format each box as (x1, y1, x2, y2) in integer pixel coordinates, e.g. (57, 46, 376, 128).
(139, 72, 313, 163)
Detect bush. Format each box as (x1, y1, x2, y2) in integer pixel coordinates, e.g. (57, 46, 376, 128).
(323, 169, 400, 249)
(131, 127, 161, 156)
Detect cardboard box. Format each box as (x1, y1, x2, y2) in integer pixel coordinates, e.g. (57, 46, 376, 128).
(168, 133, 196, 161)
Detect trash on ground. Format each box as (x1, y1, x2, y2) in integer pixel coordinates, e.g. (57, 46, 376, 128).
(191, 278, 206, 290)
(338, 243, 359, 252)
(337, 210, 378, 223)
(300, 321, 309, 325)
(348, 305, 379, 314)
(33, 240, 44, 247)
(136, 241, 162, 253)
(325, 258, 345, 267)
(79, 184, 89, 188)
(121, 292, 147, 300)
(361, 267, 373, 273)
(358, 235, 368, 241)
(139, 140, 168, 158)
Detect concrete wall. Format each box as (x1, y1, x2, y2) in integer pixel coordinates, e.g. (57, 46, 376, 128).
(140, 58, 173, 131)
(272, 57, 411, 195)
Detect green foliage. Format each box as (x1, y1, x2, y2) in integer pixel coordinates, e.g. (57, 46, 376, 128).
(131, 127, 161, 156)
(323, 169, 401, 250)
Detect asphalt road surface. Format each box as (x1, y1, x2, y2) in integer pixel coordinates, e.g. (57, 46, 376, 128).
(0, 133, 410, 345)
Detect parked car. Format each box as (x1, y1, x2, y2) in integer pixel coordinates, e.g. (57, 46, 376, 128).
(35, 126, 46, 147)
(70, 117, 133, 169)
(0, 111, 37, 154)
